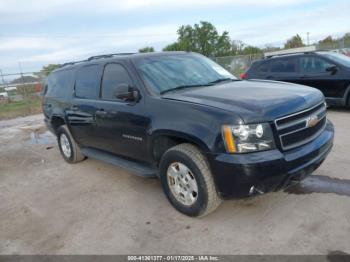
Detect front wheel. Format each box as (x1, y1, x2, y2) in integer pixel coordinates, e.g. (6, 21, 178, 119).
(159, 143, 222, 217)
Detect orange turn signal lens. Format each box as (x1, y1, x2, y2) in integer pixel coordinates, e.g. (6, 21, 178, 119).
(222, 125, 236, 153)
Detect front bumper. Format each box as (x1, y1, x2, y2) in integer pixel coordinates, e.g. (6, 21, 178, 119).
(207, 120, 334, 199)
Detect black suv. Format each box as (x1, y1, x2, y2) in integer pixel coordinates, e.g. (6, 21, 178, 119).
(242, 51, 350, 107)
(43, 52, 334, 217)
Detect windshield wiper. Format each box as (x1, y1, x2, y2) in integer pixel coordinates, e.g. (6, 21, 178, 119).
(208, 78, 237, 84)
(160, 83, 212, 95)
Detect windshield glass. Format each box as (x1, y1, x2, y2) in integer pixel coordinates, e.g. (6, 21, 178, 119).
(321, 52, 350, 67)
(134, 53, 236, 94)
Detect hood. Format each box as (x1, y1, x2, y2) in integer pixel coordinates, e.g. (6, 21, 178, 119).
(161, 80, 324, 123)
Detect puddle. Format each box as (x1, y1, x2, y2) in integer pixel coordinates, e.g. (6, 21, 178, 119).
(30, 131, 56, 145)
(284, 175, 350, 197)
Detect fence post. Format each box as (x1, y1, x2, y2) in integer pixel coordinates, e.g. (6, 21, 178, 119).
(0, 69, 7, 90)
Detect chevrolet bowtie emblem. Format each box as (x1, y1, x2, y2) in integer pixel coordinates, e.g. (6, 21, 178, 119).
(306, 115, 319, 128)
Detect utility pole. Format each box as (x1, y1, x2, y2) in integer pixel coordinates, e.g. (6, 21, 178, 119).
(307, 32, 310, 46)
(0, 69, 7, 90)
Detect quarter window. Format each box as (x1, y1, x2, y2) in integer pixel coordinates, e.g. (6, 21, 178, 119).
(47, 69, 74, 98)
(300, 56, 334, 73)
(101, 64, 132, 100)
(75, 64, 100, 99)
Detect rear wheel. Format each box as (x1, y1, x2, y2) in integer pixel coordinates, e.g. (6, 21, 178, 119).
(159, 143, 222, 217)
(57, 125, 85, 163)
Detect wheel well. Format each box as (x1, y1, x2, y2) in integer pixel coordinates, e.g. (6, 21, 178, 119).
(152, 135, 205, 164)
(51, 116, 65, 134)
(345, 83, 350, 106)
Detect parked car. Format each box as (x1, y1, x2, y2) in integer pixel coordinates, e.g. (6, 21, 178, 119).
(241, 51, 350, 107)
(43, 52, 334, 217)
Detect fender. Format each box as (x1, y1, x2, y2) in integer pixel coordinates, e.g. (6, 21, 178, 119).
(149, 129, 211, 155)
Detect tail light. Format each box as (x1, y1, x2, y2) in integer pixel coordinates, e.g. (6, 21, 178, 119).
(240, 73, 247, 79)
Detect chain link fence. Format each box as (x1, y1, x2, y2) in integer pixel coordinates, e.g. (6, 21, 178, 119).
(0, 72, 43, 120)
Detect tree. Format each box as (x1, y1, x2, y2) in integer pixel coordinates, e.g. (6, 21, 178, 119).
(163, 21, 233, 57)
(139, 46, 155, 53)
(319, 35, 334, 45)
(242, 46, 262, 55)
(263, 44, 281, 52)
(231, 40, 245, 55)
(33, 64, 61, 80)
(284, 34, 305, 49)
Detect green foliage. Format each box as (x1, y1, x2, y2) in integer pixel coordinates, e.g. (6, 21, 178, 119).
(139, 46, 155, 53)
(0, 96, 41, 120)
(34, 64, 61, 79)
(163, 21, 233, 57)
(242, 46, 263, 55)
(319, 35, 334, 45)
(284, 34, 305, 49)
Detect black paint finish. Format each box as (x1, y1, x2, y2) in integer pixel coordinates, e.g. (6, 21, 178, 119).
(43, 52, 334, 198)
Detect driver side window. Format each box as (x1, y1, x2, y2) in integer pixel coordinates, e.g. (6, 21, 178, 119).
(101, 63, 132, 100)
(300, 56, 334, 74)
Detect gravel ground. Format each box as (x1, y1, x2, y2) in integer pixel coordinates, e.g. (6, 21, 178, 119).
(0, 110, 349, 255)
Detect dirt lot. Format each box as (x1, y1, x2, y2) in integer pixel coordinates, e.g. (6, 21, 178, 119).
(0, 110, 349, 255)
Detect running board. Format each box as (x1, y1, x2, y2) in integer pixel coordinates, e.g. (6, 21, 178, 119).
(81, 147, 157, 178)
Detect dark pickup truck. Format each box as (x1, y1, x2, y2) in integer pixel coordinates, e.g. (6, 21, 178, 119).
(43, 52, 334, 217)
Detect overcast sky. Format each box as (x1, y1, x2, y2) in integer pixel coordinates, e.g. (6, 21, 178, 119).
(0, 0, 349, 74)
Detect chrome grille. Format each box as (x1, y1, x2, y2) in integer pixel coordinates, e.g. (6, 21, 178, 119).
(275, 102, 327, 150)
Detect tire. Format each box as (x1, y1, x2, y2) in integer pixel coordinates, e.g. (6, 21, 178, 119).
(57, 125, 85, 164)
(159, 143, 222, 217)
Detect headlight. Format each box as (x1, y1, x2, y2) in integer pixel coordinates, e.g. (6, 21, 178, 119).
(222, 123, 275, 153)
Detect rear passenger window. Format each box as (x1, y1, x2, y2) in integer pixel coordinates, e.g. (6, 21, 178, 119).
(75, 64, 100, 99)
(300, 56, 334, 73)
(256, 63, 269, 73)
(270, 58, 297, 73)
(101, 63, 132, 100)
(47, 69, 74, 98)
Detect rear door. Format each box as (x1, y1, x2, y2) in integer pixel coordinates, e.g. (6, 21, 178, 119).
(68, 64, 102, 148)
(298, 55, 343, 97)
(92, 62, 150, 161)
(265, 57, 301, 83)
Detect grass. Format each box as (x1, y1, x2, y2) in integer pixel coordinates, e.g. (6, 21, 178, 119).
(0, 97, 42, 120)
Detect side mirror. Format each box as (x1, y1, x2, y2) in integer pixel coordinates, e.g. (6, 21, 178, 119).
(326, 65, 338, 75)
(115, 84, 139, 102)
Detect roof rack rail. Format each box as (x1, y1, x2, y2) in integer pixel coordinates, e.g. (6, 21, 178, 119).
(264, 46, 317, 58)
(87, 53, 135, 61)
(58, 53, 136, 69)
(60, 60, 87, 68)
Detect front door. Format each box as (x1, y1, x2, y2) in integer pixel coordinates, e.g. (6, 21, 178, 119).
(298, 55, 343, 98)
(93, 62, 150, 162)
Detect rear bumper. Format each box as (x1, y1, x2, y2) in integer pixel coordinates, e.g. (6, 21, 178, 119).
(207, 120, 334, 199)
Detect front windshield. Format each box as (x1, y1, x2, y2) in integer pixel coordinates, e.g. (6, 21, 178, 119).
(134, 53, 236, 94)
(321, 52, 350, 67)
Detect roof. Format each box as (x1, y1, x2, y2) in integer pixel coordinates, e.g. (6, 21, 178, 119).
(52, 51, 190, 73)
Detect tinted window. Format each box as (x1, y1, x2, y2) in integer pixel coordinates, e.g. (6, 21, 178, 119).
(101, 64, 132, 100)
(270, 58, 297, 73)
(300, 56, 334, 73)
(47, 69, 74, 98)
(75, 64, 100, 99)
(256, 62, 269, 73)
